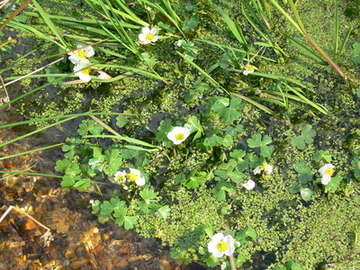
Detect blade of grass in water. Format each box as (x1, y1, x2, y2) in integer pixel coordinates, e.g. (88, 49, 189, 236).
(0, 0, 31, 31)
(0, 112, 129, 129)
(0, 143, 64, 161)
(0, 76, 69, 110)
(0, 117, 78, 148)
(0, 171, 63, 179)
(31, 0, 68, 49)
(333, 3, 339, 56)
(83, 135, 160, 150)
(215, 5, 248, 50)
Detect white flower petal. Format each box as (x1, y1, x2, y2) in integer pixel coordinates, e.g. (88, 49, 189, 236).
(167, 126, 191, 145)
(243, 179, 256, 190)
(321, 175, 332, 185)
(264, 164, 273, 175)
(142, 26, 151, 34)
(136, 177, 146, 186)
(83, 46, 95, 58)
(253, 165, 262, 175)
(211, 233, 225, 242)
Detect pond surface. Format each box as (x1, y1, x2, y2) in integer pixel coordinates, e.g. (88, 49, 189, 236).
(0, 108, 208, 270)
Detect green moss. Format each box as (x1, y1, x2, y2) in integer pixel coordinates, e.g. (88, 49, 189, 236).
(133, 187, 226, 251)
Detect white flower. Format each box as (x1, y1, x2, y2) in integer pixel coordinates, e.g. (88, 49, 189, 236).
(167, 126, 191, 145)
(243, 179, 256, 190)
(97, 70, 112, 80)
(138, 26, 159, 44)
(114, 170, 127, 184)
(243, 64, 258, 75)
(253, 162, 273, 176)
(263, 163, 273, 175)
(74, 63, 92, 82)
(208, 233, 235, 258)
(176, 39, 184, 47)
(126, 168, 146, 186)
(68, 45, 95, 65)
(253, 165, 262, 175)
(318, 164, 335, 185)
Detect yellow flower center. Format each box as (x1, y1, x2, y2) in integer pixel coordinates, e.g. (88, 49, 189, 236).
(145, 33, 155, 41)
(74, 49, 88, 60)
(80, 67, 91, 75)
(216, 241, 229, 252)
(175, 133, 185, 141)
(127, 172, 138, 182)
(116, 175, 125, 182)
(324, 167, 335, 177)
(245, 64, 256, 72)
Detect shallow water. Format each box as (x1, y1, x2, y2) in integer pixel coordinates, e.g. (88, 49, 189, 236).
(0, 108, 206, 269)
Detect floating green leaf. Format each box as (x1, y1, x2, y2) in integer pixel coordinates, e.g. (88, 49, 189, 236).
(300, 187, 314, 201)
(291, 124, 316, 150)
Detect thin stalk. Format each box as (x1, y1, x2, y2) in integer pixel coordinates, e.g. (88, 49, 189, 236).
(0, 0, 31, 31)
(0, 112, 127, 129)
(0, 143, 64, 161)
(269, 0, 348, 80)
(0, 58, 64, 89)
(0, 171, 63, 178)
(0, 117, 77, 148)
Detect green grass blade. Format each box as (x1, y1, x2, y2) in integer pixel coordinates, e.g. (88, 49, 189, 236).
(215, 5, 248, 50)
(286, 85, 328, 114)
(0, 76, 68, 110)
(8, 21, 64, 48)
(84, 135, 160, 149)
(0, 171, 63, 179)
(0, 112, 127, 129)
(0, 143, 64, 161)
(97, 64, 166, 82)
(0, 117, 77, 148)
(31, 0, 68, 49)
(333, 3, 339, 56)
(285, 34, 326, 63)
(337, 27, 353, 60)
(230, 92, 275, 115)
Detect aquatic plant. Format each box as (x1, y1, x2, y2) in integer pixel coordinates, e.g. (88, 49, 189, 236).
(0, 0, 359, 269)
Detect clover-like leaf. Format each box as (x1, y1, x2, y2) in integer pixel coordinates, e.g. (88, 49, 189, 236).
(300, 187, 314, 201)
(301, 124, 316, 144)
(140, 188, 158, 204)
(115, 115, 130, 128)
(247, 133, 272, 148)
(103, 147, 123, 176)
(77, 119, 104, 136)
(293, 161, 312, 174)
(123, 216, 137, 230)
(157, 205, 171, 219)
(55, 159, 73, 173)
(182, 172, 209, 189)
(212, 181, 234, 201)
(313, 150, 332, 162)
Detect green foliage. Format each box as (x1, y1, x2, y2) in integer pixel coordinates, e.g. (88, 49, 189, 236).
(247, 133, 274, 158)
(291, 124, 316, 150)
(3, 0, 360, 268)
(350, 42, 360, 64)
